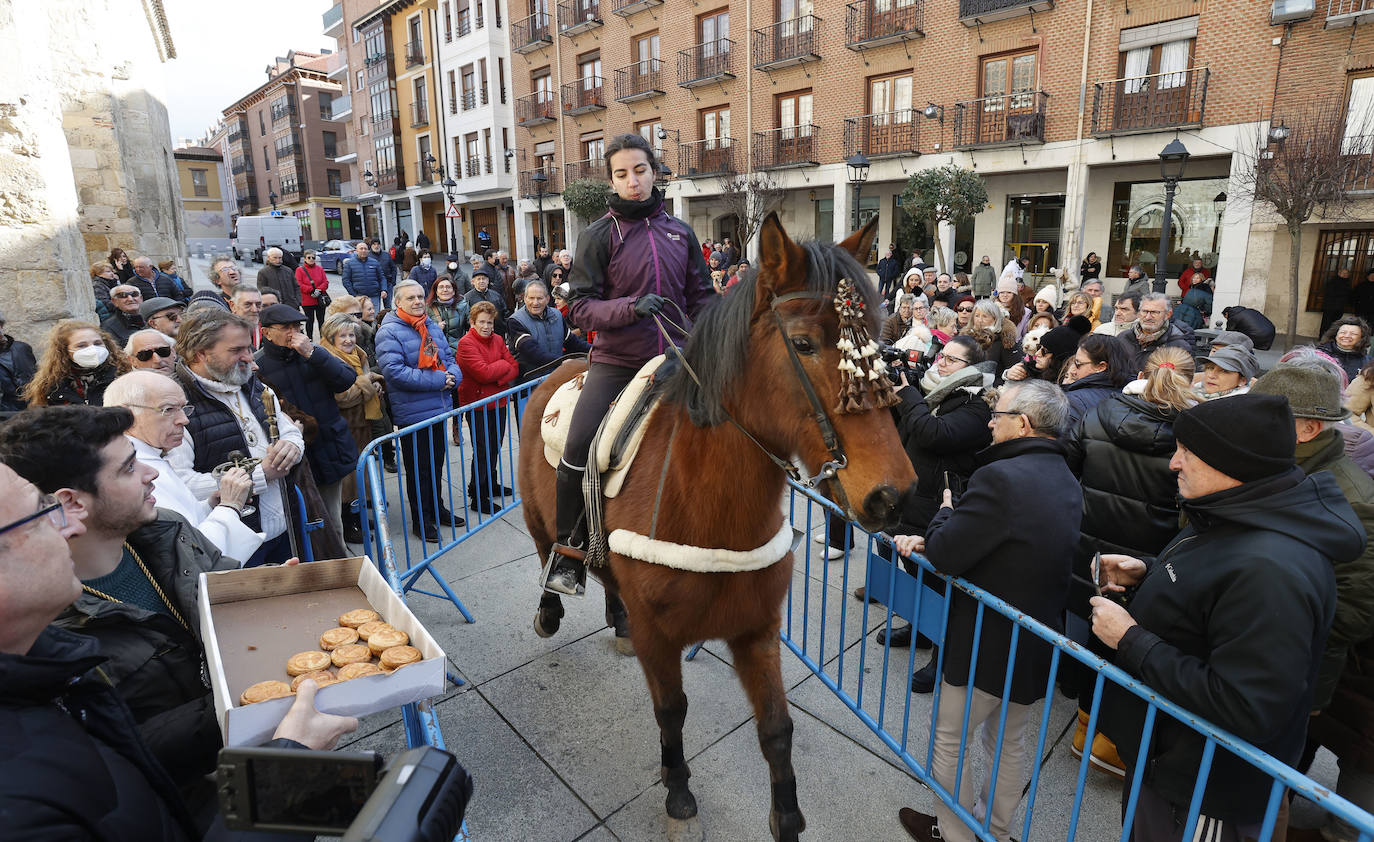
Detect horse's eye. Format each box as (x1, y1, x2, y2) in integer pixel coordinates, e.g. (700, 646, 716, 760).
(791, 336, 816, 355)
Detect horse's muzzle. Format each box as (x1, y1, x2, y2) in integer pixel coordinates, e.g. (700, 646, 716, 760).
(859, 483, 904, 532)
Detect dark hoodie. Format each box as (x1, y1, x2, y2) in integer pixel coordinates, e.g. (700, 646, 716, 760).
(1100, 467, 1363, 824)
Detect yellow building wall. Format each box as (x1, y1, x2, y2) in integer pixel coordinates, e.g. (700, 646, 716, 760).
(392, 0, 438, 245)
(175, 158, 222, 202)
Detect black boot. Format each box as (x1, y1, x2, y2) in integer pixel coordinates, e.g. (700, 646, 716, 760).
(911, 647, 939, 694)
(381, 439, 398, 473)
(342, 500, 363, 544)
(544, 465, 587, 596)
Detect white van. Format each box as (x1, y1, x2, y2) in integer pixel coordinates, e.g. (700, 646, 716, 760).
(232, 215, 303, 262)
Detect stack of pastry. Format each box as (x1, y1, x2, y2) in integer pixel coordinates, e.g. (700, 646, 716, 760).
(238, 607, 421, 705)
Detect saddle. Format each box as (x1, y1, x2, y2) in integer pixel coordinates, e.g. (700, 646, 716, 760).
(540, 354, 668, 499)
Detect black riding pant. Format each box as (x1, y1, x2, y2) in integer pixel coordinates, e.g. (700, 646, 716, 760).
(560, 361, 639, 472)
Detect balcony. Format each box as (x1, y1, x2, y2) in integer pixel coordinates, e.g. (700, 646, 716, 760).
(678, 138, 736, 178)
(753, 16, 821, 70)
(230, 156, 253, 175)
(844, 109, 921, 158)
(846, 0, 923, 49)
(330, 138, 356, 163)
(614, 59, 664, 103)
(678, 41, 735, 88)
(1091, 67, 1209, 137)
(612, 0, 662, 16)
(513, 12, 553, 53)
(559, 0, 602, 35)
(410, 102, 429, 127)
(562, 78, 605, 115)
(457, 17, 471, 38)
(464, 154, 493, 178)
(564, 158, 608, 182)
(323, 3, 344, 38)
(519, 167, 562, 197)
(460, 91, 477, 110)
(404, 39, 425, 67)
(953, 90, 1049, 148)
(753, 125, 820, 170)
(958, 0, 1054, 24)
(376, 164, 403, 192)
(278, 181, 304, 203)
(516, 90, 557, 126)
(371, 108, 396, 126)
(414, 161, 437, 185)
(364, 51, 391, 69)
(330, 95, 353, 121)
(1328, 0, 1374, 27)
(270, 103, 298, 127)
(226, 123, 248, 145)
(237, 195, 259, 215)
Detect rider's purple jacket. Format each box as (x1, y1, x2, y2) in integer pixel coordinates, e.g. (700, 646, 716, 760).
(567, 191, 714, 370)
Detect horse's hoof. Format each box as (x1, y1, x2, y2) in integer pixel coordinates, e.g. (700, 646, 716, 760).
(533, 605, 563, 638)
(613, 634, 635, 656)
(769, 809, 806, 842)
(665, 787, 698, 820)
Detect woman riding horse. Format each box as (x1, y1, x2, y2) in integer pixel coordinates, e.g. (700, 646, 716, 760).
(543, 133, 715, 596)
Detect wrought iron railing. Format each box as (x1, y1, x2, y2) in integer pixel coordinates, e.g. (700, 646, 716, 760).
(519, 166, 562, 197)
(953, 90, 1049, 147)
(753, 125, 820, 169)
(513, 12, 552, 52)
(613, 59, 664, 102)
(515, 90, 556, 126)
(753, 15, 821, 68)
(404, 39, 425, 67)
(677, 138, 736, 178)
(410, 102, 429, 127)
(561, 78, 605, 114)
(844, 109, 921, 158)
(558, 0, 602, 34)
(564, 158, 608, 182)
(845, 0, 923, 48)
(678, 40, 735, 87)
(1091, 67, 1208, 135)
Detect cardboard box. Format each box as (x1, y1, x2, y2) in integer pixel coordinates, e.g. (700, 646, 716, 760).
(199, 556, 446, 747)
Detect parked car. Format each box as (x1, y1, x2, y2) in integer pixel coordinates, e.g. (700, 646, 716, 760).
(317, 239, 361, 273)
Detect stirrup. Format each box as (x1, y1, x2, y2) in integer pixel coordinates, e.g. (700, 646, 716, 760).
(540, 544, 587, 597)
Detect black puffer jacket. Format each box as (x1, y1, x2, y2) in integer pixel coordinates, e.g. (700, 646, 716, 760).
(0, 626, 198, 841)
(1224, 306, 1276, 351)
(1101, 468, 1362, 825)
(46, 361, 119, 407)
(1317, 341, 1369, 385)
(53, 512, 238, 811)
(0, 334, 37, 413)
(1061, 371, 1120, 440)
(1062, 394, 1183, 618)
(891, 364, 993, 535)
(254, 341, 360, 486)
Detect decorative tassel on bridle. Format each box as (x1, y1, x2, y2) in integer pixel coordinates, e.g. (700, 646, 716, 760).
(833, 278, 900, 414)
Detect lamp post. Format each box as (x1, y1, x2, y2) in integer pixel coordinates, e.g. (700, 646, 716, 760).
(846, 151, 870, 232)
(269, 191, 278, 212)
(1154, 138, 1190, 294)
(443, 176, 459, 256)
(532, 168, 548, 255)
(1211, 190, 1227, 255)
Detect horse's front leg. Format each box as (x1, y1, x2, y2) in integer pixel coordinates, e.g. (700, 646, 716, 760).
(635, 626, 697, 819)
(729, 623, 805, 842)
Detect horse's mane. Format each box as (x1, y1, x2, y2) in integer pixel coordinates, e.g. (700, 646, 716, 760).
(661, 239, 882, 427)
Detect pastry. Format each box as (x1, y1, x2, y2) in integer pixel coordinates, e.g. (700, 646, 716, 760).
(290, 670, 338, 692)
(319, 627, 359, 650)
(367, 626, 409, 655)
(356, 620, 392, 641)
(339, 608, 380, 628)
(331, 643, 372, 668)
(240, 680, 293, 705)
(338, 662, 383, 680)
(379, 645, 422, 672)
(286, 650, 331, 676)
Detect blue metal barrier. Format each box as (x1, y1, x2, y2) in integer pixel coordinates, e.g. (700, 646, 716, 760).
(779, 481, 1374, 842)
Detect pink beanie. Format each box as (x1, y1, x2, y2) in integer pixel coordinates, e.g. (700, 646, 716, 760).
(996, 276, 1018, 295)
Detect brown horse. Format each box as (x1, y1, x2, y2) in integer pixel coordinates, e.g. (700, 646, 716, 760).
(517, 214, 916, 840)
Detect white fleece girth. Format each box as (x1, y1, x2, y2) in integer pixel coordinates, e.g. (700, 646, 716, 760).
(607, 521, 794, 573)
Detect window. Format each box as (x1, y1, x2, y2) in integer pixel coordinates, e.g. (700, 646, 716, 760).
(417, 135, 432, 178)
(408, 15, 423, 49)
(777, 91, 812, 129)
(700, 9, 728, 47)
(353, 27, 360, 43)
(778, 0, 813, 20)
(448, 69, 458, 112)
(1346, 73, 1374, 155)
(476, 0, 485, 28)
(501, 127, 511, 171)
(318, 92, 334, 120)
(364, 28, 386, 63)
(325, 209, 343, 240)
(483, 129, 493, 172)
(357, 70, 365, 93)
(327, 169, 343, 196)
(374, 135, 396, 176)
(1307, 229, 1374, 311)
(413, 77, 428, 123)
(635, 32, 660, 73)
(636, 118, 663, 157)
(263, 145, 271, 169)
(1119, 39, 1192, 93)
(370, 80, 394, 120)
(190, 168, 208, 197)
(981, 50, 1037, 108)
(532, 71, 552, 97)
(479, 59, 489, 104)
(700, 106, 730, 145)
(498, 58, 507, 103)
(453, 138, 464, 179)
(582, 133, 604, 161)
(443, 1, 453, 40)
(775, 91, 814, 161)
(322, 131, 338, 157)
(259, 112, 266, 135)
(465, 133, 481, 177)
(578, 52, 601, 87)
(462, 65, 476, 109)
(868, 72, 912, 117)
(458, 0, 471, 34)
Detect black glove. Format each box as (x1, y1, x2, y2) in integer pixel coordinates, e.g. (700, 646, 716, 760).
(633, 294, 667, 318)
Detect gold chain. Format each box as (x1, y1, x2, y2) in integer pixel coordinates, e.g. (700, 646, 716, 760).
(81, 542, 191, 633)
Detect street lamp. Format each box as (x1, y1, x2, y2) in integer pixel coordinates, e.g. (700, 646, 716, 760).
(846, 151, 870, 232)
(363, 167, 377, 188)
(443, 175, 459, 255)
(1153, 138, 1190, 293)
(1211, 190, 1227, 254)
(531, 167, 548, 255)
(269, 191, 278, 212)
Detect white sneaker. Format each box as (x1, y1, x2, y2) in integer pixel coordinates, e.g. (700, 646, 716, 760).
(822, 545, 845, 561)
(812, 532, 828, 545)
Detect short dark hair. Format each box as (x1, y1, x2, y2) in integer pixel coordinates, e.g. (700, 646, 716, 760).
(944, 334, 986, 365)
(0, 406, 134, 494)
(1077, 333, 1134, 388)
(603, 133, 658, 179)
(1116, 291, 1143, 311)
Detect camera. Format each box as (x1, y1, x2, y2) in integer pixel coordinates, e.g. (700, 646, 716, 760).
(879, 343, 931, 384)
(217, 744, 473, 841)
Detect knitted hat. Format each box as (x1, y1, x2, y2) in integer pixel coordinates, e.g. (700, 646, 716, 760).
(1249, 365, 1352, 422)
(1034, 285, 1060, 308)
(1174, 394, 1297, 482)
(1210, 330, 1255, 353)
(1040, 323, 1084, 357)
(953, 294, 975, 309)
(1203, 345, 1259, 380)
(996, 276, 1018, 295)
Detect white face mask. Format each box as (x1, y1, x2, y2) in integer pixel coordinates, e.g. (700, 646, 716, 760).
(421, 257, 431, 267)
(71, 345, 109, 369)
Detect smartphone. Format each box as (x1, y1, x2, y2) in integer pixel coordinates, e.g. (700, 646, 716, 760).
(1091, 552, 1106, 597)
(218, 746, 383, 835)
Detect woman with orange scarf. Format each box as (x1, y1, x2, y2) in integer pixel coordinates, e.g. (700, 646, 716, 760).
(375, 280, 465, 542)
(321, 312, 385, 543)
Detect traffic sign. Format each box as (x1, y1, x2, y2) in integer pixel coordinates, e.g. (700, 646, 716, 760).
(445, 203, 460, 219)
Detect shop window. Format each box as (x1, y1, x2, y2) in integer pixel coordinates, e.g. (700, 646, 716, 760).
(1306, 229, 1374, 312)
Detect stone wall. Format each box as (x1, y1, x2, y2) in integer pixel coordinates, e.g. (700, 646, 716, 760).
(0, 0, 178, 351)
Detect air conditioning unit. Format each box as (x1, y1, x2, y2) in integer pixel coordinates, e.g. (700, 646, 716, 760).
(1271, 0, 1315, 25)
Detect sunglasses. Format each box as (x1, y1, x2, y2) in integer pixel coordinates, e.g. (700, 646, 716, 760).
(113, 291, 142, 299)
(957, 306, 973, 313)
(135, 345, 173, 362)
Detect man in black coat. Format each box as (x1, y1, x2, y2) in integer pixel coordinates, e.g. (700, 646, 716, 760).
(1091, 394, 1361, 840)
(1324, 267, 1354, 335)
(254, 304, 359, 549)
(101, 284, 148, 344)
(893, 380, 1082, 842)
(1114, 292, 1194, 375)
(1222, 305, 1277, 351)
(0, 312, 36, 413)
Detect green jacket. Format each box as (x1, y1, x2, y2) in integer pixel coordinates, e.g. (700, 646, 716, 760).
(1297, 428, 1374, 708)
(428, 299, 470, 352)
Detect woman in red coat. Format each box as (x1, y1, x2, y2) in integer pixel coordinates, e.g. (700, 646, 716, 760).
(296, 250, 331, 338)
(456, 300, 518, 515)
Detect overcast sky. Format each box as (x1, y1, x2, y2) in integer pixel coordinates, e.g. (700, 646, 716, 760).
(161, 0, 336, 144)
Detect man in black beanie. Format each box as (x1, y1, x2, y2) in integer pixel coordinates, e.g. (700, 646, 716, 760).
(1087, 393, 1364, 841)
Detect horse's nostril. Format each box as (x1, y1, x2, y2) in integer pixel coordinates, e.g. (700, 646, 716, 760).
(863, 484, 901, 525)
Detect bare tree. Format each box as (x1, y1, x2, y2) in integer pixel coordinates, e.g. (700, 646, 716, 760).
(1234, 96, 1374, 348)
(716, 171, 786, 255)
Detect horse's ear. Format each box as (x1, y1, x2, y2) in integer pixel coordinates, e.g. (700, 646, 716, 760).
(838, 215, 880, 266)
(756, 212, 804, 299)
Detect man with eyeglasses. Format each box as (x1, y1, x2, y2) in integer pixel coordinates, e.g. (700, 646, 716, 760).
(106, 370, 264, 563)
(1114, 291, 1194, 374)
(140, 296, 185, 340)
(0, 457, 356, 839)
(125, 329, 178, 375)
(189, 256, 242, 311)
(229, 284, 264, 349)
(101, 284, 146, 344)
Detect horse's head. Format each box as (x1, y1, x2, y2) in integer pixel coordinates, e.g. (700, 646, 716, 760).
(739, 213, 916, 531)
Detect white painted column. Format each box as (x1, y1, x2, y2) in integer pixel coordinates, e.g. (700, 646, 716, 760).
(513, 201, 533, 262)
(937, 219, 956, 274)
(1211, 152, 1253, 319)
(380, 200, 395, 248)
(408, 194, 424, 246)
(1062, 159, 1090, 281)
(832, 178, 852, 244)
